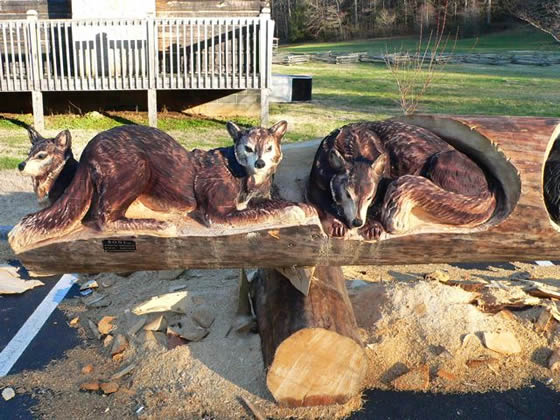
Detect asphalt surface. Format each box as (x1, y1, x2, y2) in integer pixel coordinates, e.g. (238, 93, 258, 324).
(0, 259, 559, 419)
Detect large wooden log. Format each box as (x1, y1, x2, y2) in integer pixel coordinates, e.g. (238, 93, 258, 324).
(11, 115, 560, 273)
(251, 266, 367, 407)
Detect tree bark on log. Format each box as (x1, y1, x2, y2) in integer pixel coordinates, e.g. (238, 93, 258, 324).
(11, 115, 560, 273)
(251, 266, 367, 407)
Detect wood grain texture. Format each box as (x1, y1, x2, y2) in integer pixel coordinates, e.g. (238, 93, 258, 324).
(252, 266, 367, 406)
(13, 116, 560, 273)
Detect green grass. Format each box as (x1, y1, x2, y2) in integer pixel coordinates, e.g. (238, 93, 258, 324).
(282, 26, 560, 55)
(1, 28, 559, 170)
(0, 156, 23, 170)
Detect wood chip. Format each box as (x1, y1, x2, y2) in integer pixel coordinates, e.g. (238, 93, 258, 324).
(110, 364, 135, 380)
(81, 364, 94, 374)
(88, 319, 101, 340)
(192, 307, 215, 328)
(144, 315, 167, 332)
(466, 358, 499, 368)
(391, 365, 429, 391)
(127, 317, 146, 336)
(0, 265, 44, 294)
(526, 285, 560, 300)
(69, 317, 80, 326)
(97, 316, 116, 335)
(111, 334, 128, 356)
(80, 280, 98, 291)
(536, 308, 553, 332)
(424, 271, 449, 283)
(238, 395, 265, 420)
(436, 369, 458, 381)
(549, 347, 560, 372)
(2, 387, 15, 401)
(132, 292, 189, 315)
(167, 318, 208, 342)
(144, 331, 168, 350)
(79, 382, 100, 392)
(100, 382, 119, 395)
(156, 269, 185, 281)
(482, 331, 521, 355)
(103, 335, 114, 348)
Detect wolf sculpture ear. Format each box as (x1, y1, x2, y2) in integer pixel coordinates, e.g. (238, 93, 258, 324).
(328, 148, 346, 173)
(54, 130, 72, 150)
(226, 121, 243, 143)
(371, 153, 387, 179)
(27, 126, 41, 145)
(268, 120, 288, 141)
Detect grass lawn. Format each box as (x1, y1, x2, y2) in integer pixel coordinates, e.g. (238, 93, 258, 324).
(0, 27, 559, 169)
(283, 26, 560, 55)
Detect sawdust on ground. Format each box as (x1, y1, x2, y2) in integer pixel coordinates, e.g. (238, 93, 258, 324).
(1, 169, 559, 418)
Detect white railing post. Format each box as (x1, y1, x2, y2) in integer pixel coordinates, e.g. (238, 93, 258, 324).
(258, 7, 271, 126)
(27, 10, 44, 131)
(147, 12, 157, 127)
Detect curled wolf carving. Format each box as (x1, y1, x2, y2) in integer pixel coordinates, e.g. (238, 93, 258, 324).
(10, 122, 290, 251)
(308, 120, 496, 239)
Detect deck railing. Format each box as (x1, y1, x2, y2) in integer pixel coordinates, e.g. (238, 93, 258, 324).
(0, 13, 274, 92)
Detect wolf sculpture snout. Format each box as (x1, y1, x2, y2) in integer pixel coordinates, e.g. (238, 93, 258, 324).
(352, 218, 363, 227)
(18, 161, 26, 171)
(255, 159, 266, 169)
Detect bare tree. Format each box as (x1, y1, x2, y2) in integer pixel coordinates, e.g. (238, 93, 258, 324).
(506, 0, 560, 43)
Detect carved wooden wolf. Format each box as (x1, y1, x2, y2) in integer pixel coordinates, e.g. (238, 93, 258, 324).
(18, 127, 79, 207)
(10, 122, 289, 251)
(308, 120, 496, 239)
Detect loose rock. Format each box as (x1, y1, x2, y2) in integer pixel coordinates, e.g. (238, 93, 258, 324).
(482, 331, 521, 355)
(2, 387, 15, 401)
(192, 307, 215, 328)
(391, 365, 429, 391)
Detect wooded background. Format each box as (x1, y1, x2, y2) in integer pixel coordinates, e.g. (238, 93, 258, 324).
(271, 0, 559, 43)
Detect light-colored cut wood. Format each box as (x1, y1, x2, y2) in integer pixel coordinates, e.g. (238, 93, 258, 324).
(252, 267, 367, 407)
(275, 266, 315, 296)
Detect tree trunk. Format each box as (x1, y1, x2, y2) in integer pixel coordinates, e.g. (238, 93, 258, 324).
(251, 266, 367, 407)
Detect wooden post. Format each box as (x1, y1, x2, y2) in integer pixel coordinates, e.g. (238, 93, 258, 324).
(251, 267, 367, 407)
(147, 89, 157, 128)
(27, 10, 44, 131)
(258, 8, 269, 126)
(147, 12, 157, 128)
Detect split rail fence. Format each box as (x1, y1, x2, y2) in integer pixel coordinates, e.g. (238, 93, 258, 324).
(0, 10, 275, 129)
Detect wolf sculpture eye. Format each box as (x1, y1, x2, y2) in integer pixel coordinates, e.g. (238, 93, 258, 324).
(245, 146, 254, 153)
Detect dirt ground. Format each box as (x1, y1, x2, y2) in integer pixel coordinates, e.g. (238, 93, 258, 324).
(1, 168, 560, 419)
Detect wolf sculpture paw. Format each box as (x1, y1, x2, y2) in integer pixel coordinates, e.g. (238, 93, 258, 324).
(358, 220, 385, 240)
(329, 218, 348, 237)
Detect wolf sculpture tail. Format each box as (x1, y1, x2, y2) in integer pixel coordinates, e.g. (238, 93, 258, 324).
(9, 165, 94, 252)
(381, 175, 496, 234)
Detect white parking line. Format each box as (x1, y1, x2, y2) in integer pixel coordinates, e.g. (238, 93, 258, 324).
(0, 274, 78, 377)
(535, 260, 554, 267)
